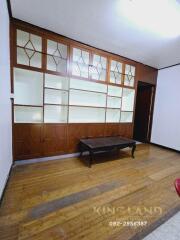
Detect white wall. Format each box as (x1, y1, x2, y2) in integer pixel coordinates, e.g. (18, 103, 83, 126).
(151, 65, 180, 150)
(0, 0, 12, 198)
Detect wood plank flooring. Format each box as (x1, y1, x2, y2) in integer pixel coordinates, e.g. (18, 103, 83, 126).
(0, 144, 180, 240)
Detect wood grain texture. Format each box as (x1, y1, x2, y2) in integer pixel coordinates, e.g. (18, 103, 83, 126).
(1, 144, 180, 240)
(137, 64, 157, 85)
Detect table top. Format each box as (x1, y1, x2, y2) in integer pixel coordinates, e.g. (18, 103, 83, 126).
(80, 136, 136, 149)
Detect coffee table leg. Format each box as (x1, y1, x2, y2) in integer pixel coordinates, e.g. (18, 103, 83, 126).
(131, 144, 136, 158)
(79, 142, 83, 157)
(88, 150, 93, 168)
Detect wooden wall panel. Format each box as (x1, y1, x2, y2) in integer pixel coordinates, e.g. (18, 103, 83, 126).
(119, 124, 133, 138)
(137, 64, 158, 85)
(14, 123, 134, 160)
(104, 124, 119, 137)
(42, 124, 67, 157)
(14, 124, 42, 160)
(67, 124, 89, 153)
(87, 124, 105, 138)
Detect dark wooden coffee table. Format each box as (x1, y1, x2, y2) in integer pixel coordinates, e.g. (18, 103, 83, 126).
(79, 136, 136, 167)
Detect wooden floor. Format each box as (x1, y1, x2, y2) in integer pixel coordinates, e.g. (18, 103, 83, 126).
(0, 144, 180, 240)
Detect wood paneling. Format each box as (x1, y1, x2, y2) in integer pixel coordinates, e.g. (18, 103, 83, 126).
(87, 124, 105, 138)
(104, 123, 119, 136)
(1, 144, 180, 240)
(137, 63, 158, 85)
(14, 124, 42, 160)
(42, 124, 67, 157)
(119, 123, 133, 138)
(67, 124, 89, 153)
(14, 123, 134, 160)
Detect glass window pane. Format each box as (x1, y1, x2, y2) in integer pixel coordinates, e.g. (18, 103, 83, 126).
(45, 74, 69, 90)
(14, 68, 43, 106)
(110, 60, 123, 84)
(124, 75, 135, 87)
(47, 40, 67, 59)
(106, 109, 120, 122)
(110, 71, 122, 84)
(31, 34, 42, 52)
(30, 52, 42, 68)
(124, 64, 136, 87)
(44, 105, 68, 123)
(17, 30, 29, 47)
(125, 64, 135, 76)
(107, 96, 121, 108)
(72, 62, 89, 78)
(45, 89, 68, 105)
(69, 89, 106, 107)
(14, 106, 43, 123)
(108, 85, 122, 97)
(16, 29, 42, 68)
(17, 47, 29, 65)
(72, 48, 89, 78)
(120, 112, 133, 123)
(47, 40, 68, 73)
(121, 88, 135, 111)
(91, 54, 107, 81)
(47, 55, 56, 71)
(69, 106, 105, 123)
(70, 78, 107, 93)
(47, 55, 67, 73)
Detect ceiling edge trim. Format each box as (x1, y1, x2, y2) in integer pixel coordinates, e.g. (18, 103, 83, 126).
(6, 0, 12, 18)
(159, 63, 180, 71)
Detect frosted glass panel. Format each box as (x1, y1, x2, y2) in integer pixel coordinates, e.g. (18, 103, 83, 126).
(70, 78, 107, 93)
(14, 106, 43, 123)
(120, 112, 133, 123)
(16, 30, 42, 68)
(69, 107, 105, 123)
(17, 47, 29, 65)
(122, 88, 135, 111)
(47, 40, 67, 58)
(45, 74, 69, 90)
(108, 85, 122, 97)
(72, 48, 89, 78)
(124, 75, 135, 87)
(17, 47, 42, 68)
(17, 30, 42, 51)
(106, 109, 120, 122)
(47, 40, 67, 73)
(91, 54, 107, 81)
(30, 52, 42, 68)
(125, 64, 135, 76)
(47, 55, 67, 73)
(124, 64, 135, 87)
(69, 89, 106, 107)
(17, 30, 29, 47)
(44, 105, 68, 123)
(14, 68, 43, 105)
(107, 96, 121, 108)
(110, 60, 123, 84)
(45, 89, 68, 105)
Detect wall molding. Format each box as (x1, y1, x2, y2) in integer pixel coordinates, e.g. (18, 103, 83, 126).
(6, 0, 12, 18)
(150, 142, 180, 153)
(159, 63, 180, 71)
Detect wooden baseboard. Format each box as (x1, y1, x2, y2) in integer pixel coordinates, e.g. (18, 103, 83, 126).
(150, 142, 180, 153)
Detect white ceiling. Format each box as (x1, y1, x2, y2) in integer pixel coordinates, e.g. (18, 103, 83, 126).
(11, 0, 180, 69)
